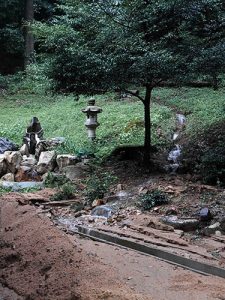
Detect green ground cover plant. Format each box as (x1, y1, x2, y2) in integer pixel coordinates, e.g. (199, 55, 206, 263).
(1, 86, 225, 185)
(50, 182, 76, 201)
(154, 87, 225, 136)
(85, 171, 117, 204)
(0, 90, 174, 159)
(139, 189, 169, 211)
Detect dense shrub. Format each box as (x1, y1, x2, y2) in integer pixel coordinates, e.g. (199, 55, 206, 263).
(139, 189, 169, 210)
(50, 183, 76, 201)
(200, 146, 225, 186)
(6, 62, 53, 95)
(85, 172, 117, 203)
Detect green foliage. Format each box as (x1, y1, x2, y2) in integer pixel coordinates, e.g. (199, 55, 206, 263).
(186, 1, 225, 88)
(35, 0, 225, 94)
(0, 0, 58, 74)
(37, 0, 190, 93)
(85, 171, 117, 203)
(139, 190, 169, 211)
(34, 0, 225, 165)
(0, 186, 11, 196)
(50, 182, 76, 201)
(0, 91, 173, 157)
(0, 0, 24, 74)
(200, 146, 225, 186)
(44, 172, 69, 188)
(124, 119, 144, 133)
(154, 87, 225, 137)
(2, 62, 53, 95)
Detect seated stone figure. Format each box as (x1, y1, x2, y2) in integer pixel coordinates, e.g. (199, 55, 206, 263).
(23, 117, 44, 154)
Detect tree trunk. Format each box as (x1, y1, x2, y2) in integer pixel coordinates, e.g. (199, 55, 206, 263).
(143, 85, 152, 169)
(212, 75, 218, 91)
(24, 0, 34, 68)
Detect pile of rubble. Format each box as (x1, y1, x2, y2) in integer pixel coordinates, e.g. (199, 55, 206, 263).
(0, 117, 90, 185)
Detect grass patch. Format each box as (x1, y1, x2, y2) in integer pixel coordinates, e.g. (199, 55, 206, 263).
(1, 87, 225, 162)
(0, 91, 174, 159)
(154, 87, 225, 137)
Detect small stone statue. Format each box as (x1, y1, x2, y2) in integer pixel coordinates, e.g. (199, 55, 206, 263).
(23, 117, 44, 154)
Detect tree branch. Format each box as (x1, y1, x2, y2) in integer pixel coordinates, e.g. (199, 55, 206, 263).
(124, 89, 144, 102)
(95, 2, 131, 29)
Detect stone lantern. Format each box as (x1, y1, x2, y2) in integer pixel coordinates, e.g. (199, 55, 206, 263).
(82, 98, 102, 140)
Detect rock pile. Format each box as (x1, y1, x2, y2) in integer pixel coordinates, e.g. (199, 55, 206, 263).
(0, 147, 91, 183)
(0, 117, 91, 184)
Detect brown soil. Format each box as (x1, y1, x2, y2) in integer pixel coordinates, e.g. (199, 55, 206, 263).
(1, 191, 225, 300)
(0, 194, 147, 300)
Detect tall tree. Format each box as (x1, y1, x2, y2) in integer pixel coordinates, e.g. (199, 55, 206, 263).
(186, 0, 225, 89)
(0, 0, 57, 74)
(0, 0, 24, 74)
(38, 0, 225, 167)
(24, 0, 34, 67)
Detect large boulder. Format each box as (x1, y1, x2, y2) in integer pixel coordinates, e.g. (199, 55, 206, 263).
(203, 222, 221, 236)
(37, 151, 56, 174)
(0, 154, 7, 177)
(21, 155, 37, 168)
(19, 144, 29, 156)
(160, 215, 200, 231)
(0, 138, 17, 154)
(1, 173, 15, 181)
(61, 163, 91, 181)
(48, 137, 66, 147)
(56, 154, 79, 170)
(4, 151, 22, 173)
(219, 217, 225, 232)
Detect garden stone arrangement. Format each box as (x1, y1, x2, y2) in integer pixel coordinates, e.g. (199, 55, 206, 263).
(0, 117, 90, 190)
(0, 137, 18, 154)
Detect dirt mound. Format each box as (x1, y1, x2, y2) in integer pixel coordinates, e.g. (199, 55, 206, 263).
(0, 194, 147, 300)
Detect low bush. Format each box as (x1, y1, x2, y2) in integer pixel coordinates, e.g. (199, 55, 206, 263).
(85, 171, 117, 203)
(139, 189, 169, 210)
(50, 183, 76, 201)
(200, 146, 225, 186)
(44, 172, 69, 188)
(2, 62, 52, 95)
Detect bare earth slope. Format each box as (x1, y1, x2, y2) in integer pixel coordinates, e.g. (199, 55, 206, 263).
(0, 195, 147, 300)
(0, 194, 225, 300)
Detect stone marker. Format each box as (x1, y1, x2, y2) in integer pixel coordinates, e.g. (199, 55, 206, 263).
(23, 117, 44, 154)
(82, 98, 102, 140)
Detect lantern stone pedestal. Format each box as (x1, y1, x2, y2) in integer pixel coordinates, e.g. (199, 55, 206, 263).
(82, 98, 102, 140)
